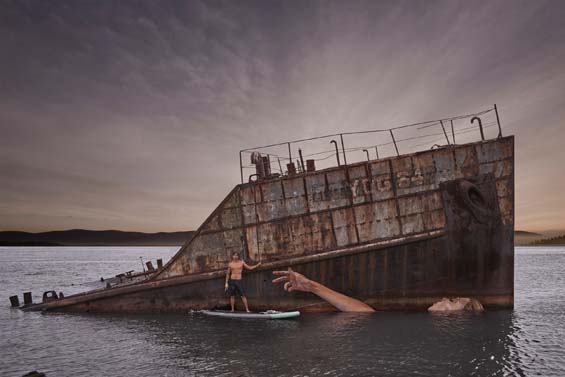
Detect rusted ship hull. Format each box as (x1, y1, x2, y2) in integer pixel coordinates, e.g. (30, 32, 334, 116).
(23, 134, 514, 313)
(37, 233, 512, 313)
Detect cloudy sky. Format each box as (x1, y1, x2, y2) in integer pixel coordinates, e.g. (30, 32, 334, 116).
(1, 0, 564, 233)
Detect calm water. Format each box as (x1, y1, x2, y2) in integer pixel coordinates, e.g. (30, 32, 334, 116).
(0, 246, 564, 376)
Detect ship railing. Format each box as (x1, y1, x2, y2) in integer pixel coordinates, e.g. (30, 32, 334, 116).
(239, 104, 502, 184)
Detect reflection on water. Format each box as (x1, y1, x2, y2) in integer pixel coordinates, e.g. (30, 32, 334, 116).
(1, 247, 564, 376)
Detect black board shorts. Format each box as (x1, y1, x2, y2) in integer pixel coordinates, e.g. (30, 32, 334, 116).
(227, 279, 246, 297)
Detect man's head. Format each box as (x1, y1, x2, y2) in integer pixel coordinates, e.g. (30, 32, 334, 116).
(232, 252, 240, 261)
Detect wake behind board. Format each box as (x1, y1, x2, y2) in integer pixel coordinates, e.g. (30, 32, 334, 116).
(201, 310, 300, 319)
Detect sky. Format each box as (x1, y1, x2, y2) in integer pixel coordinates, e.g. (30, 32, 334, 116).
(1, 0, 564, 233)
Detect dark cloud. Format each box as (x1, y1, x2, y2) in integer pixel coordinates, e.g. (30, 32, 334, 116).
(1, 0, 564, 232)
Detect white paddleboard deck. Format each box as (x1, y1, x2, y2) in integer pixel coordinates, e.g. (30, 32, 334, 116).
(201, 310, 300, 319)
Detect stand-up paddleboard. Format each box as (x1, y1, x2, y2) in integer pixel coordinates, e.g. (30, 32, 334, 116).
(201, 310, 300, 319)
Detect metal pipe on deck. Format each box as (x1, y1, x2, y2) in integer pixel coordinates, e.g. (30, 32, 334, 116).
(330, 140, 341, 166)
(298, 149, 305, 172)
(339, 134, 347, 165)
(471, 117, 485, 141)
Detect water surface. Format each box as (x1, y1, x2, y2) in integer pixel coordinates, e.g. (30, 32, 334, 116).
(1, 246, 564, 376)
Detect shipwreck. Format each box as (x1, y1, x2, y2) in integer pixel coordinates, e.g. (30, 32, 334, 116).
(16, 105, 514, 313)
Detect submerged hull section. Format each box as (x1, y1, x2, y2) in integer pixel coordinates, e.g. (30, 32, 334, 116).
(28, 231, 511, 313)
(25, 136, 514, 313)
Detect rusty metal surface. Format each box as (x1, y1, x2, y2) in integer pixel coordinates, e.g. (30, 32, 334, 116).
(27, 136, 514, 313)
(26, 230, 511, 313)
(156, 137, 513, 281)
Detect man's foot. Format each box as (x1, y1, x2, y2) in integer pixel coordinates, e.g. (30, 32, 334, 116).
(231, 309, 235, 312)
(246, 309, 250, 313)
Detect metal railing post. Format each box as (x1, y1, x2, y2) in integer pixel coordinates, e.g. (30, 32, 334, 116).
(287, 142, 292, 164)
(494, 104, 503, 138)
(374, 146, 379, 159)
(389, 130, 400, 156)
(239, 150, 244, 184)
(362, 149, 370, 161)
(450, 120, 455, 144)
(440, 120, 451, 144)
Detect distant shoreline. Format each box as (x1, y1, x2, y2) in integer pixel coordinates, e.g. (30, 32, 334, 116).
(1, 229, 563, 247)
(0, 229, 194, 247)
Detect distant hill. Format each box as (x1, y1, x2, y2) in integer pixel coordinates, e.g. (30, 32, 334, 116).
(515, 230, 545, 246)
(2, 229, 562, 247)
(0, 229, 194, 246)
(528, 235, 565, 246)
(515, 230, 543, 237)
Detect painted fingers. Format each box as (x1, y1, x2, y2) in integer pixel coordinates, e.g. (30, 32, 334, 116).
(272, 269, 295, 291)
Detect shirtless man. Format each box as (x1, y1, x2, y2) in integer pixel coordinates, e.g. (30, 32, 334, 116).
(224, 252, 261, 312)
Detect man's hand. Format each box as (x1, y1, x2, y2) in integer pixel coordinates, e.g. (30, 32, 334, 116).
(272, 268, 315, 293)
(224, 283, 228, 292)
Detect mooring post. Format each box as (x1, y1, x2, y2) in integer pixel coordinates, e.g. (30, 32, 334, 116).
(146, 261, 155, 271)
(389, 130, 400, 156)
(10, 295, 19, 307)
(23, 292, 32, 306)
(494, 104, 503, 138)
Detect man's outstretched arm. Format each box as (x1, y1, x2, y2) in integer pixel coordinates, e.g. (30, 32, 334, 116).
(272, 268, 375, 313)
(243, 261, 262, 270)
(224, 266, 231, 291)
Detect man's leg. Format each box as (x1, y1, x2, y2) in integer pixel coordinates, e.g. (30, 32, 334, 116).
(241, 296, 250, 312)
(230, 296, 235, 312)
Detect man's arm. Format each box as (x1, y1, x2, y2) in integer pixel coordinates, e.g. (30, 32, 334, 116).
(224, 266, 231, 291)
(243, 261, 262, 270)
(272, 268, 375, 313)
